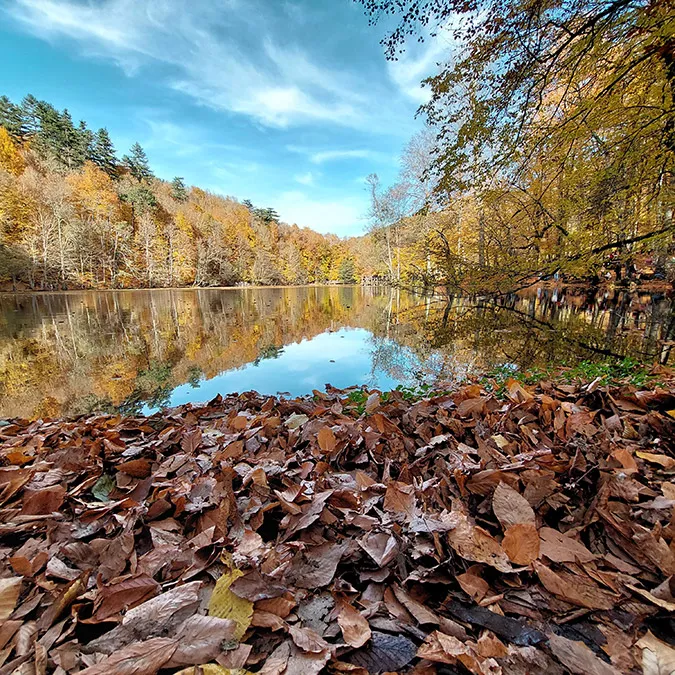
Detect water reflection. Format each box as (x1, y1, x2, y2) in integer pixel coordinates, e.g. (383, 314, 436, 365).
(0, 285, 671, 418)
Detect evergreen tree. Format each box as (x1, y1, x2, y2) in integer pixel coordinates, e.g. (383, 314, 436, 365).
(32, 100, 63, 159)
(242, 199, 254, 210)
(119, 185, 156, 229)
(73, 120, 93, 168)
(122, 142, 153, 182)
(0, 96, 27, 140)
(339, 258, 357, 284)
(20, 95, 41, 136)
(255, 207, 280, 223)
(91, 128, 118, 178)
(170, 176, 188, 202)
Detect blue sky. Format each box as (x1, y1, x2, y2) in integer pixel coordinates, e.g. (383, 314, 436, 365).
(1, 0, 449, 236)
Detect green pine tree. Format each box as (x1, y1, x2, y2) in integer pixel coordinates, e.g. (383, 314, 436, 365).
(0, 96, 27, 139)
(119, 185, 157, 229)
(170, 176, 188, 202)
(20, 94, 41, 136)
(122, 142, 153, 182)
(91, 128, 118, 177)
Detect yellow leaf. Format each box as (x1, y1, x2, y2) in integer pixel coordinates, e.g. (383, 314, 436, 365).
(666, 409, 675, 420)
(173, 666, 253, 675)
(208, 566, 253, 642)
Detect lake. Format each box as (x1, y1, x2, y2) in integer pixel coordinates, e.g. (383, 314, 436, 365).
(0, 285, 672, 418)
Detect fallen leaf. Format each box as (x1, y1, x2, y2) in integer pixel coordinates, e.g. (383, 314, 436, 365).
(337, 600, 371, 648)
(346, 631, 417, 673)
(447, 511, 513, 572)
(383, 481, 416, 520)
(539, 527, 595, 563)
(548, 632, 621, 675)
(288, 624, 329, 653)
(502, 522, 540, 565)
(637, 631, 675, 675)
(0, 577, 22, 620)
(493, 482, 536, 529)
(534, 562, 616, 610)
(208, 567, 254, 641)
(635, 451, 675, 469)
(317, 426, 337, 453)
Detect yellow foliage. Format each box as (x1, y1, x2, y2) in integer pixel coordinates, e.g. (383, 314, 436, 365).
(67, 161, 121, 221)
(207, 559, 253, 641)
(0, 128, 25, 176)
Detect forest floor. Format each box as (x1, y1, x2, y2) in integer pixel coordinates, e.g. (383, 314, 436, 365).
(1, 373, 675, 674)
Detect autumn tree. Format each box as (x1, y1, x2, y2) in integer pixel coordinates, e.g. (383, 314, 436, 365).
(358, 0, 675, 291)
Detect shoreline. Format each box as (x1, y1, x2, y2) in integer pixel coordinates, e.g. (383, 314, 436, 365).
(1, 279, 672, 297)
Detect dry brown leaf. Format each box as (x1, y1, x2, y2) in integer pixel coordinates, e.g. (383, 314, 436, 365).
(79, 636, 177, 675)
(493, 482, 536, 529)
(359, 532, 399, 567)
(383, 481, 416, 520)
(635, 451, 675, 469)
(534, 562, 616, 610)
(289, 542, 345, 588)
(447, 511, 513, 572)
(0, 577, 22, 621)
(637, 631, 675, 675)
(288, 624, 329, 653)
(456, 572, 490, 602)
(548, 633, 621, 675)
(337, 600, 371, 648)
(539, 527, 595, 563)
(502, 522, 540, 565)
(317, 426, 337, 453)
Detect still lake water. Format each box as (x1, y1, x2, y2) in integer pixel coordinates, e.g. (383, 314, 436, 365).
(0, 285, 672, 418)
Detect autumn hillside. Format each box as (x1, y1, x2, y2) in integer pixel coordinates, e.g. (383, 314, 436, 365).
(0, 94, 370, 291)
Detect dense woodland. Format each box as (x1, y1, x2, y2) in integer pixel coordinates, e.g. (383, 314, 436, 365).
(1, 0, 674, 293)
(0, 94, 364, 290)
(360, 0, 675, 292)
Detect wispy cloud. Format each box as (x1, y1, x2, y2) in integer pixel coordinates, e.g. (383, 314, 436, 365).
(386, 27, 455, 104)
(3, 0, 411, 132)
(287, 145, 384, 164)
(294, 171, 317, 186)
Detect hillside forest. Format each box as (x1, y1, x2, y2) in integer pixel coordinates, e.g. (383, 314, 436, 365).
(0, 94, 366, 290)
(0, 0, 674, 293)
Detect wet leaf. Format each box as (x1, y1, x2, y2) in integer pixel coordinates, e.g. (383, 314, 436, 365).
(347, 631, 417, 673)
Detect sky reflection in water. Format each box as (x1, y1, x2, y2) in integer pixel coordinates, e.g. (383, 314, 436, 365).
(0, 285, 671, 418)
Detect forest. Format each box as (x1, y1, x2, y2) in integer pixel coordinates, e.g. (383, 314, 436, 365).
(359, 0, 675, 292)
(1, 0, 674, 294)
(0, 94, 363, 290)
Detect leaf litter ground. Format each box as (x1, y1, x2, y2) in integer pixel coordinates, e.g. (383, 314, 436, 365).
(1, 375, 675, 674)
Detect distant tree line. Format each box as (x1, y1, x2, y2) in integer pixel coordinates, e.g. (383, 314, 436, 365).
(0, 94, 361, 290)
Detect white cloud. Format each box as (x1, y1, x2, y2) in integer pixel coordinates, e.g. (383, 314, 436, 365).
(287, 145, 384, 164)
(387, 28, 455, 104)
(3, 0, 409, 132)
(294, 171, 317, 186)
(274, 191, 366, 236)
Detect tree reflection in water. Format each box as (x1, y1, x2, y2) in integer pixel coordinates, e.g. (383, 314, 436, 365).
(0, 285, 671, 418)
